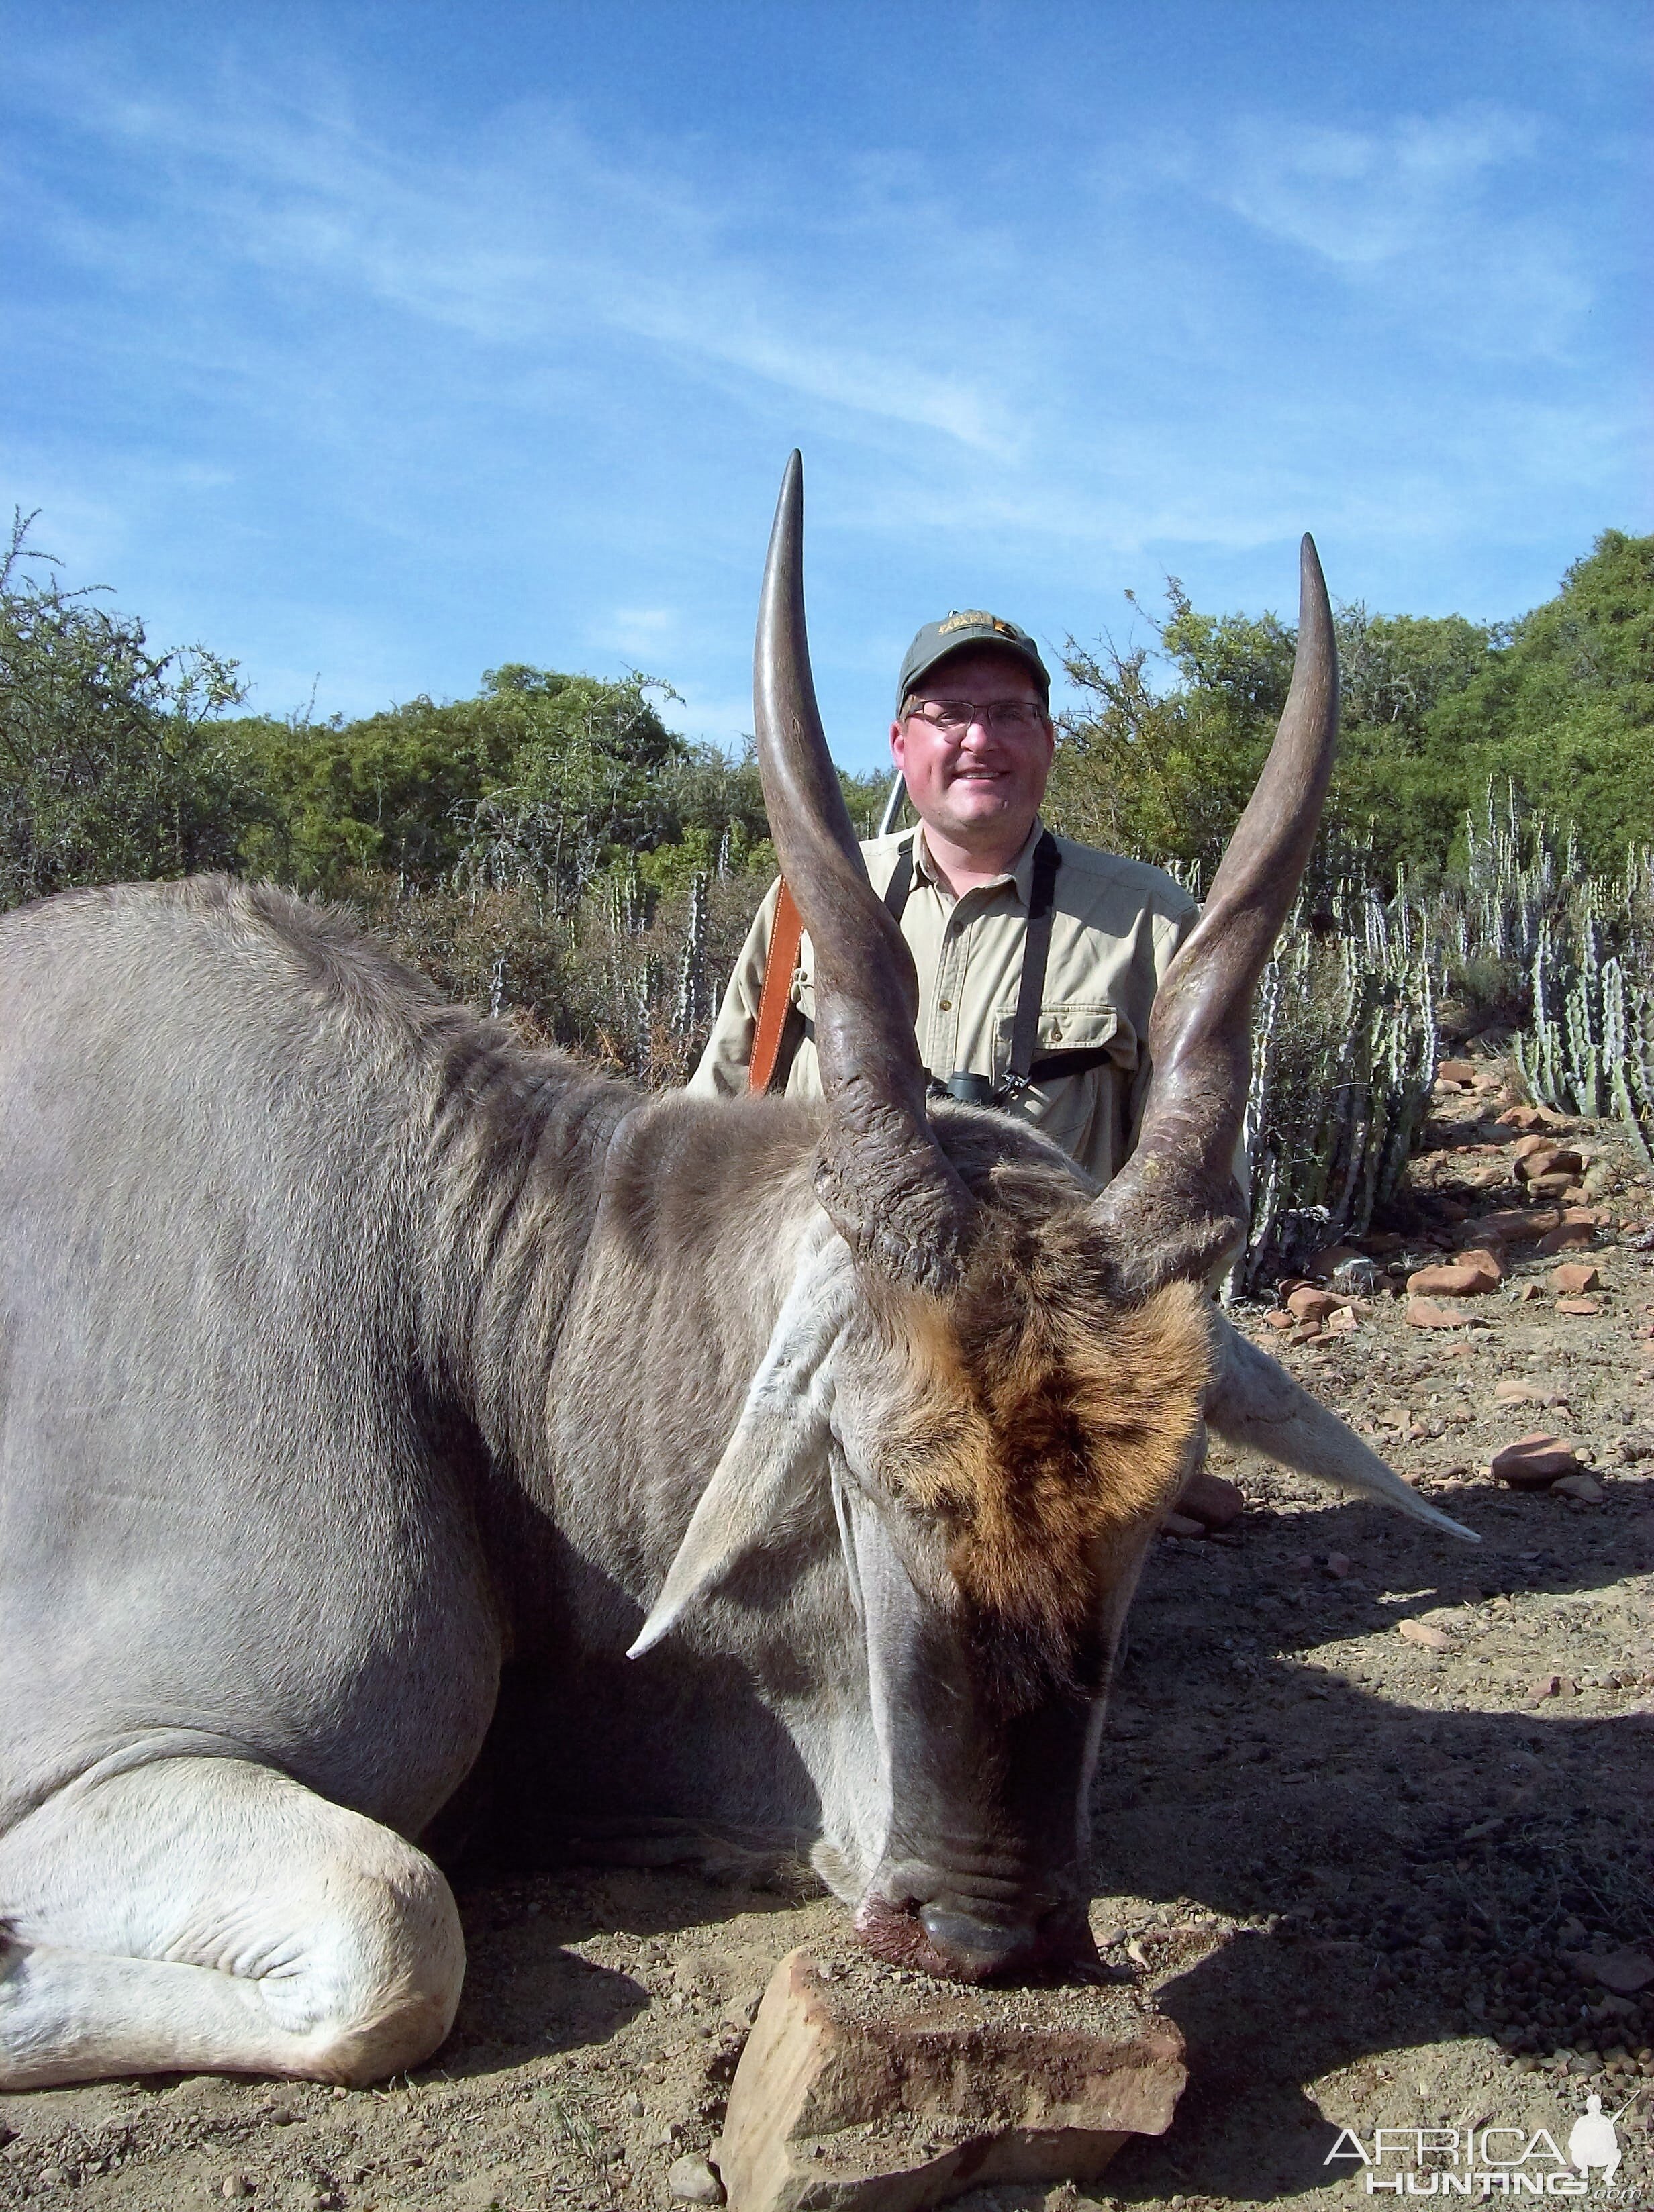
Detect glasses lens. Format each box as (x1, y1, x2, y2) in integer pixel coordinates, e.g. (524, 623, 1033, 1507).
(914, 700, 1042, 733)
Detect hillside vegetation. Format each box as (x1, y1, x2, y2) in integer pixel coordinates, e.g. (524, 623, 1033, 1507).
(3, 513, 1649, 1276)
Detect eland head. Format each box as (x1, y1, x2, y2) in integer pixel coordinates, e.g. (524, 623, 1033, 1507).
(628, 454, 1445, 1983)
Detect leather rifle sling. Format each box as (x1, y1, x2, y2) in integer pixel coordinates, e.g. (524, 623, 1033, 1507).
(748, 883, 804, 1095)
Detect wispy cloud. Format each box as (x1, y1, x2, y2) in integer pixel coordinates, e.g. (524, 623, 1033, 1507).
(2, 18, 1644, 756)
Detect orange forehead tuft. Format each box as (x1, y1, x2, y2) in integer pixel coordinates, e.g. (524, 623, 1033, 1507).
(877, 1274, 1211, 1636)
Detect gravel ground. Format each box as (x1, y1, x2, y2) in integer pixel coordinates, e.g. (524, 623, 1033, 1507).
(3, 1074, 1651, 2211)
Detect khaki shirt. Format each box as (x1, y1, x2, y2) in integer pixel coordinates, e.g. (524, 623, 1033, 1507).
(688, 820, 1200, 1188)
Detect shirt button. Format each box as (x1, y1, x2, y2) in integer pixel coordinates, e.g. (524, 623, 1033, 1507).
(938, 997, 952, 1011)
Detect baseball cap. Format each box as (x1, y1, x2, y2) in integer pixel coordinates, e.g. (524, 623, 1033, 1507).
(897, 611, 1050, 713)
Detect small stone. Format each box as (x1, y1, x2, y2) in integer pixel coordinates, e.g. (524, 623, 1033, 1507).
(1287, 1286, 1348, 1323)
(1458, 1246, 1505, 1283)
(1161, 1510, 1206, 1539)
(1408, 1262, 1498, 1298)
(1496, 1105, 1549, 1130)
(1324, 1306, 1359, 1334)
(1324, 1553, 1352, 1578)
(1175, 1470, 1245, 1530)
(1407, 1297, 1481, 1329)
(1530, 1674, 1563, 1701)
(1489, 1434, 1581, 1488)
(1477, 1208, 1563, 1245)
(1398, 1619, 1452, 1651)
(1555, 1297, 1602, 1316)
(1536, 1221, 1598, 1254)
(1494, 1378, 1547, 1403)
(1566, 1950, 1654, 1996)
(1551, 1473, 1604, 1503)
(1518, 1148, 1585, 1184)
(1551, 1263, 1602, 1293)
(1261, 1309, 1297, 1331)
(668, 2153, 726, 2204)
(222, 2183, 254, 2203)
(1512, 1281, 1544, 1301)
(1512, 1134, 1555, 1162)
(1439, 1059, 1477, 1084)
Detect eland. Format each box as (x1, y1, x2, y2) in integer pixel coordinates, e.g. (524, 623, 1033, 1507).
(0, 455, 1471, 2089)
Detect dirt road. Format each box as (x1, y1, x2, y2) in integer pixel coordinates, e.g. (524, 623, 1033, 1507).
(3, 1081, 1651, 2211)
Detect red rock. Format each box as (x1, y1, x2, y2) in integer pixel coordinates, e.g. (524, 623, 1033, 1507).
(1564, 1950, 1654, 1996)
(1456, 1246, 1504, 1283)
(1438, 1059, 1477, 1085)
(1261, 1308, 1296, 1330)
(1536, 1222, 1596, 1254)
(1287, 1286, 1348, 1323)
(1324, 1307, 1358, 1334)
(1493, 1378, 1547, 1403)
(1555, 1297, 1602, 1316)
(1288, 1320, 1325, 1344)
(1517, 1146, 1586, 1183)
(1551, 1473, 1604, 1502)
(1177, 1470, 1245, 1530)
(1496, 1105, 1548, 1131)
(1550, 1263, 1602, 1294)
(1475, 1209, 1563, 1245)
(1526, 1172, 1576, 1199)
(1407, 1262, 1496, 1298)
(1489, 1434, 1582, 1488)
(1398, 1619, 1452, 1651)
(1512, 1134, 1554, 1163)
(715, 1948, 1187, 2212)
(1407, 1297, 1480, 1329)
(1529, 1674, 1563, 1701)
(1512, 1281, 1543, 1302)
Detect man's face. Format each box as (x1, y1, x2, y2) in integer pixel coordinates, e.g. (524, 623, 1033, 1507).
(891, 648, 1055, 850)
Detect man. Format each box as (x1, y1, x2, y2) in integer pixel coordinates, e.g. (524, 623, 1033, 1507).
(689, 610, 1199, 1189)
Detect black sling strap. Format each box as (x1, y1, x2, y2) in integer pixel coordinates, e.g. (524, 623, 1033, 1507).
(876, 830, 1093, 1097)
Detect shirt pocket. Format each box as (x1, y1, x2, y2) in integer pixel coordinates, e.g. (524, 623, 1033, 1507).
(992, 1001, 1138, 1087)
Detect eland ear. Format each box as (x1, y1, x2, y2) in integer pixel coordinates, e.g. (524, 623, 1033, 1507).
(627, 1235, 853, 1658)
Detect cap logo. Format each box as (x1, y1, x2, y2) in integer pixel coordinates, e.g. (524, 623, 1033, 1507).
(938, 609, 1017, 638)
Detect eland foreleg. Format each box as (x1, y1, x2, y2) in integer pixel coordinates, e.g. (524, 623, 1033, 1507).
(0, 1755, 463, 2087)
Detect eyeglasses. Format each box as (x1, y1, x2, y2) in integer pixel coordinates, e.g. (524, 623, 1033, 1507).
(903, 698, 1049, 736)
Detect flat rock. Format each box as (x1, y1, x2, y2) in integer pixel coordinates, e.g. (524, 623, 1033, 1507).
(1555, 1297, 1602, 1316)
(716, 1946, 1185, 2212)
(1161, 1509, 1206, 1539)
(1175, 1468, 1245, 1530)
(1408, 1262, 1497, 1297)
(1398, 1619, 1452, 1651)
(1286, 1285, 1349, 1323)
(1564, 1948, 1654, 1995)
(1475, 1209, 1563, 1245)
(1551, 1472, 1604, 1502)
(1516, 1147, 1585, 1183)
(1493, 1378, 1547, 1404)
(1535, 1222, 1598, 1254)
(1407, 1297, 1481, 1329)
(1489, 1434, 1581, 1489)
(1549, 1262, 1602, 1293)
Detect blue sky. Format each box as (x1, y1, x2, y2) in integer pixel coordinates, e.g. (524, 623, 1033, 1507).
(3, 1, 1648, 770)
